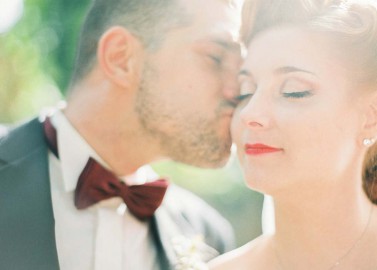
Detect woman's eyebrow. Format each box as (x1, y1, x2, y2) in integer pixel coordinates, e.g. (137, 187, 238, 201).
(238, 66, 316, 78)
(274, 66, 316, 76)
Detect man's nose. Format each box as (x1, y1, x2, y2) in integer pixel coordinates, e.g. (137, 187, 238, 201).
(222, 72, 240, 100)
(223, 82, 239, 100)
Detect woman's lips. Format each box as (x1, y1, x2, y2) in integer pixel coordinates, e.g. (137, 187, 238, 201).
(244, 143, 283, 155)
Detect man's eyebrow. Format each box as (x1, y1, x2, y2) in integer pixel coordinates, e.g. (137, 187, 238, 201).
(209, 38, 241, 52)
(274, 66, 316, 75)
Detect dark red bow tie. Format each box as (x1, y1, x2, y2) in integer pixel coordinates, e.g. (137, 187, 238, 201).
(43, 117, 169, 219)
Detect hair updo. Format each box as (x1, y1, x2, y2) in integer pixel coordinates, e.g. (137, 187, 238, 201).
(242, 0, 377, 203)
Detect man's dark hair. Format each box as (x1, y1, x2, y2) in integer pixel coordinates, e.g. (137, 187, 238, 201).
(71, 0, 189, 85)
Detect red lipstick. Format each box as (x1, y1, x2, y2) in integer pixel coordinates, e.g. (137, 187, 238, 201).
(245, 143, 282, 155)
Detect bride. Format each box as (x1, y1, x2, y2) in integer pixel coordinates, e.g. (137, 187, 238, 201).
(210, 0, 377, 269)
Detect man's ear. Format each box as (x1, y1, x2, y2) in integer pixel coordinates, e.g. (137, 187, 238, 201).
(97, 26, 143, 88)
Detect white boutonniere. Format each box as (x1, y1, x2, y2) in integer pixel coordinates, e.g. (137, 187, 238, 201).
(172, 235, 209, 270)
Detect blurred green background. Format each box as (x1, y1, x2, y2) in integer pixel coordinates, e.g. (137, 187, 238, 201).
(0, 0, 263, 247)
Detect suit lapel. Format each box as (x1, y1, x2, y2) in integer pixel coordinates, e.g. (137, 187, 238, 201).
(0, 118, 60, 269)
(151, 188, 220, 270)
(151, 207, 181, 270)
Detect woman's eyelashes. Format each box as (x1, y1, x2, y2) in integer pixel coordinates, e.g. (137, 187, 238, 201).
(235, 76, 315, 107)
(236, 93, 253, 102)
(282, 91, 313, 98)
(280, 78, 314, 99)
(235, 79, 256, 106)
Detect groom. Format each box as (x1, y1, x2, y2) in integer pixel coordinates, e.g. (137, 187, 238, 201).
(0, 0, 242, 269)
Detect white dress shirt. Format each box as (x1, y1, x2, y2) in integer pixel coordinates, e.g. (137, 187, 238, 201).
(262, 195, 276, 235)
(47, 110, 160, 270)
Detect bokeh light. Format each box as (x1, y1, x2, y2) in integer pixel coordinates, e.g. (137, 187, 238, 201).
(0, 0, 24, 34)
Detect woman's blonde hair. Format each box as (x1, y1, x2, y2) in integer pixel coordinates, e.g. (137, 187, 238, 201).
(242, 0, 377, 202)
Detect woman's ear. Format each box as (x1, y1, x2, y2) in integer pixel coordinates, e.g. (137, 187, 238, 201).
(362, 91, 377, 139)
(97, 26, 143, 88)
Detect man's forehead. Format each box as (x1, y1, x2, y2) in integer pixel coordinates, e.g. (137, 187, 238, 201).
(191, 9, 242, 43)
(198, 37, 241, 52)
(195, 21, 241, 46)
(191, 37, 241, 60)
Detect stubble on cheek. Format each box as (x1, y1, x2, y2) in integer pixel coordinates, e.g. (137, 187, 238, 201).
(134, 64, 232, 166)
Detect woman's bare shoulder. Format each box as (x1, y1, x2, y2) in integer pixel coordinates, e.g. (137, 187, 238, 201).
(208, 234, 273, 270)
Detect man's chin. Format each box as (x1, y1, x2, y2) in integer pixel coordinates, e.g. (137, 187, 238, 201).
(178, 151, 231, 169)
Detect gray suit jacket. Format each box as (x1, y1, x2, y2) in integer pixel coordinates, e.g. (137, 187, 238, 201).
(0, 118, 234, 270)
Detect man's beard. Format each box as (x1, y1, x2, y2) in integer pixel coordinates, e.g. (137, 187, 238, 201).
(134, 64, 231, 168)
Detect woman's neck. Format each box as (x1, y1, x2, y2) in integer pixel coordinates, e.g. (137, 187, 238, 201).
(271, 176, 376, 270)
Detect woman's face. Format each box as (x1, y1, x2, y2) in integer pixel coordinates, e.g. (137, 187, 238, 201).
(232, 26, 370, 194)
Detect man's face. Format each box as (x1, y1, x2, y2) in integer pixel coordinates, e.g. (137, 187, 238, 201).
(135, 0, 242, 168)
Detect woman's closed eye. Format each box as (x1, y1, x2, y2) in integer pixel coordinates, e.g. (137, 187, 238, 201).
(236, 93, 253, 102)
(233, 93, 252, 108)
(282, 91, 312, 98)
(281, 78, 314, 99)
(235, 79, 256, 105)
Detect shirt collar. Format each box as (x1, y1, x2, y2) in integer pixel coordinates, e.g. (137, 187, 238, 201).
(50, 109, 159, 193)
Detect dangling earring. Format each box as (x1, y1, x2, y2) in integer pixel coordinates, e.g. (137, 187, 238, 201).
(363, 138, 376, 146)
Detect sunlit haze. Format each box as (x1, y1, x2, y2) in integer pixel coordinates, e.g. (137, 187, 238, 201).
(0, 0, 24, 33)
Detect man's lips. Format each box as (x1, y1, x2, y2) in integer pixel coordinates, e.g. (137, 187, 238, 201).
(244, 143, 283, 155)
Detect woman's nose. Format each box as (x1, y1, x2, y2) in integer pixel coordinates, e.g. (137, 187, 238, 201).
(239, 93, 271, 129)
